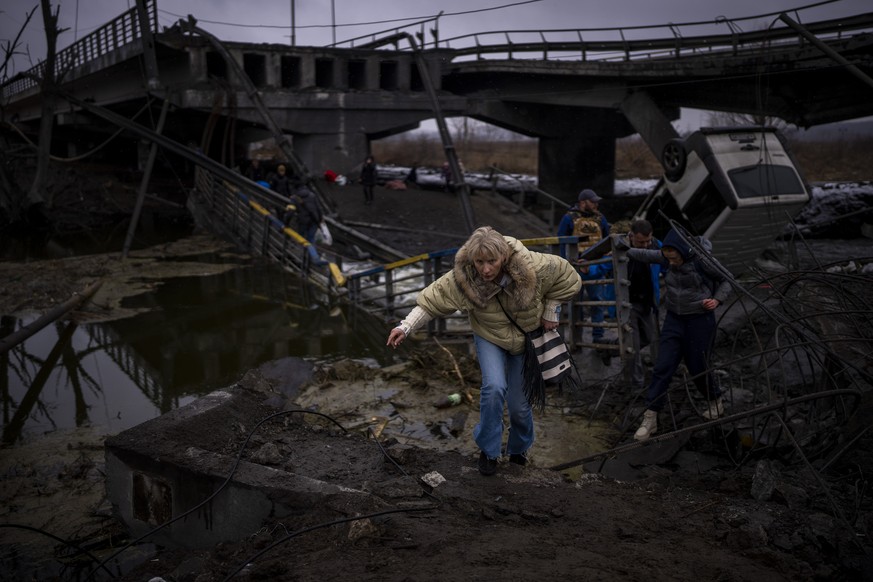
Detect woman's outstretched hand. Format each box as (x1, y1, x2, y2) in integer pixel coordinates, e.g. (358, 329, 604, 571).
(387, 328, 406, 348)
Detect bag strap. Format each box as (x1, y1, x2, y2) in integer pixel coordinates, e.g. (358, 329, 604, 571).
(496, 295, 526, 334)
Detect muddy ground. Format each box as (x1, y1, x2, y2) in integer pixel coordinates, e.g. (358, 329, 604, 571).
(2, 166, 872, 580)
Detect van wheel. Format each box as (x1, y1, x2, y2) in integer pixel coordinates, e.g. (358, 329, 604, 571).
(661, 139, 687, 181)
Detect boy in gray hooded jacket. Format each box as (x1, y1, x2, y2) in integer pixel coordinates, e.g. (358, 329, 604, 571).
(622, 228, 732, 440)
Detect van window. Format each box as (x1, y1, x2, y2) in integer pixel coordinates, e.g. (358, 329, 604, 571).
(728, 165, 804, 199)
(684, 180, 727, 234)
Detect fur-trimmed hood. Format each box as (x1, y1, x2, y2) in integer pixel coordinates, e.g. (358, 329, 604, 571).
(452, 236, 537, 310)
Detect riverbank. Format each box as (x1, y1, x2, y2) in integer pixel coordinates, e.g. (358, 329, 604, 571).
(2, 172, 872, 580)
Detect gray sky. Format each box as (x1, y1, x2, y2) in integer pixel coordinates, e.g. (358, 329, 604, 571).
(2, 0, 871, 129)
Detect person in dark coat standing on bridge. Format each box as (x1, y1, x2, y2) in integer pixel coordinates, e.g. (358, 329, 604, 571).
(293, 179, 324, 243)
(360, 156, 377, 205)
(267, 164, 295, 220)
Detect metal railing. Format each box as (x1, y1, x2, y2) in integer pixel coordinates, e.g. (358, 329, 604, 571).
(438, 12, 873, 62)
(193, 167, 346, 295)
(343, 234, 634, 364)
(1, 0, 157, 100)
(332, 4, 873, 64)
(333, 14, 444, 49)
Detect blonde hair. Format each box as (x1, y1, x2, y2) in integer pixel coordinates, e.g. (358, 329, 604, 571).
(464, 226, 510, 261)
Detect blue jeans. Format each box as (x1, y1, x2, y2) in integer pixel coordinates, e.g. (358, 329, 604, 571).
(472, 335, 535, 459)
(646, 311, 720, 411)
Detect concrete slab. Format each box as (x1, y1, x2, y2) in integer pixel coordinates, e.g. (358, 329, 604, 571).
(104, 372, 389, 549)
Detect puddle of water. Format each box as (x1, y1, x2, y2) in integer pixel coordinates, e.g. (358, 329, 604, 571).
(0, 263, 391, 446)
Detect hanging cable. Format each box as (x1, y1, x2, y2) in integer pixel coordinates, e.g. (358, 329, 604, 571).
(2, 98, 154, 162)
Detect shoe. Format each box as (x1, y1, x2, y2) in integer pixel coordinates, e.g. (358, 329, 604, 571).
(478, 452, 497, 476)
(701, 397, 724, 420)
(634, 410, 658, 441)
(508, 453, 527, 466)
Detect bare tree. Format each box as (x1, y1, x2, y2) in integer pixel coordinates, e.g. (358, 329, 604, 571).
(26, 0, 69, 218)
(0, 6, 38, 83)
(0, 6, 38, 223)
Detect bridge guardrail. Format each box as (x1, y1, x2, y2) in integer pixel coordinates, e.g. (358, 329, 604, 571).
(1, 0, 157, 101)
(335, 7, 873, 64)
(344, 234, 634, 363)
(439, 12, 873, 62)
(193, 167, 346, 295)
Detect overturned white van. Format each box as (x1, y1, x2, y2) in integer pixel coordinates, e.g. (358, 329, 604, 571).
(635, 126, 811, 275)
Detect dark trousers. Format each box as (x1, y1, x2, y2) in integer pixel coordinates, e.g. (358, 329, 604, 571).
(363, 185, 374, 203)
(645, 310, 720, 411)
(629, 303, 657, 390)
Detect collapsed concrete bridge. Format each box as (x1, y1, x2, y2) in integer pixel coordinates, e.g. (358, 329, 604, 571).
(3, 0, 873, 203)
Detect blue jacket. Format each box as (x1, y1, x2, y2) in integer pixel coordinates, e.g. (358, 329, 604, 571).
(556, 207, 610, 259)
(588, 235, 662, 308)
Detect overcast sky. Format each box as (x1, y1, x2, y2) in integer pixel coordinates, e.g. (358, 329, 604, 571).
(2, 0, 870, 129)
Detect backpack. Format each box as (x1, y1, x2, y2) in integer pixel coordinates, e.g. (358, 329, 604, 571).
(571, 211, 604, 254)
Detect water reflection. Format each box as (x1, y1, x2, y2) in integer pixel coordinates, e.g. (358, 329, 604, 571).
(1, 264, 390, 446)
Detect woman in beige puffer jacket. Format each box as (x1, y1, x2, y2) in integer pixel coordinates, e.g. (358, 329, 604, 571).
(387, 226, 580, 476)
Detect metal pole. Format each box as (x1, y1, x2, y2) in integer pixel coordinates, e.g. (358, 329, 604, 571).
(290, 0, 295, 46)
(331, 0, 336, 45)
(779, 12, 873, 91)
(122, 98, 169, 259)
(367, 33, 475, 233)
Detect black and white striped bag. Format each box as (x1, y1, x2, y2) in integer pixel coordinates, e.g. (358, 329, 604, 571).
(497, 296, 579, 411)
(529, 328, 573, 384)
(519, 327, 579, 411)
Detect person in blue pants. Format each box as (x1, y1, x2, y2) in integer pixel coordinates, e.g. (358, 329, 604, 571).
(556, 189, 610, 344)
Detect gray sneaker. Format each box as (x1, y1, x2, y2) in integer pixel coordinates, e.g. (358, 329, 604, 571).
(634, 410, 658, 441)
(701, 397, 724, 420)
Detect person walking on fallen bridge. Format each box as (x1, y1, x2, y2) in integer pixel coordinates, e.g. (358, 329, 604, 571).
(618, 229, 732, 441)
(386, 226, 580, 476)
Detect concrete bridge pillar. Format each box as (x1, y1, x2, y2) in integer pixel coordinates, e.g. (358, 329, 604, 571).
(468, 102, 629, 204)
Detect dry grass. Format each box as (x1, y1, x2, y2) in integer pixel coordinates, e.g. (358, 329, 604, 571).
(373, 132, 870, 182)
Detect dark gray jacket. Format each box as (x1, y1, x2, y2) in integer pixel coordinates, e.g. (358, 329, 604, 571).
(626, 230, 731, 315)
(294, 185, 323, 233)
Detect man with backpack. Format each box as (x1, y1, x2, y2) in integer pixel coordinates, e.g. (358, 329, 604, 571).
(619, 228, 732, 441)
(291, 178, 323, 244)
(557, 189, 611, 345)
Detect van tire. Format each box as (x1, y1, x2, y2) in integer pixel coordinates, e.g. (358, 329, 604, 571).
(662, 139, 687, 181)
